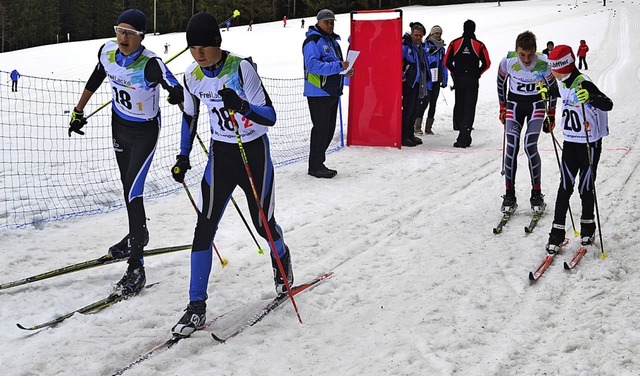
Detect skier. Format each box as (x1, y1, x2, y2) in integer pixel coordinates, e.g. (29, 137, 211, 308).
(539, 45, 613, 253)
(283, 15, 287, 27)
(170, 12, 293, 337)
(496, 30, 558, 214)
(68, 9, 184, 295)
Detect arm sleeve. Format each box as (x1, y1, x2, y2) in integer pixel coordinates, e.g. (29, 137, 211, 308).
(179, 76, 200, 156)
(479, 43, 491, 76)
(545, 73, 559, 110)
(145, 57, 184, 104)
(144, 57, 181, 89)
(84, 45, 107, 93)
(496, 58, 508, 104)
(444, 42, 455, 76)
(238, 59, 276, 126)
(582, 80, 613, 111)
(441, 50, 449, 86)
(303, 39, 343, 76)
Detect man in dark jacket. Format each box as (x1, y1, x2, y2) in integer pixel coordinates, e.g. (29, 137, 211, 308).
(401, 22, 428, 147)
(444, 19, 491, 148)
(302, 9, 353, 178)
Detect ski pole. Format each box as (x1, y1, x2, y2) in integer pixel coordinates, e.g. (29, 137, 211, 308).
(579, 83, 606, 259)
(179, 180, 229, 267)
(539, 82, 578, 237)
(85, 46, 189, 120)
(228, 107, 302, 323)
(195, 133, 265, 255)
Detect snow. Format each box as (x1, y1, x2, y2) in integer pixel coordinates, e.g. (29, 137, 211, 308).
(1, 1, 640, 375)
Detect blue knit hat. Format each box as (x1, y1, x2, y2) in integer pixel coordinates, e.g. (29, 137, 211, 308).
(117, 9, 147, 34)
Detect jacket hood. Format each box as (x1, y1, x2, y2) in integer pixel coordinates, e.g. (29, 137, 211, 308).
(306, 25, 340, 40)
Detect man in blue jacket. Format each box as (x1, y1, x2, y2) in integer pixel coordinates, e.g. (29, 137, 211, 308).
(10, 69, 20, 92)
(302, 9, 353, 178)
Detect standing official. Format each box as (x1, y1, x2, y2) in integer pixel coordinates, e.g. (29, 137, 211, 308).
(302, 9, 353, 178)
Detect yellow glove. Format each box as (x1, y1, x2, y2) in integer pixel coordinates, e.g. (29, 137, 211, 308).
(576, 88, 590, 103)
(537, 83, 548, 100)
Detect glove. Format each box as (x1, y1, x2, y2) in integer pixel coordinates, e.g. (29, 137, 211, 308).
(576, 88, 590, 103)
(171, 155, 191, 183)
(167, 85, 184, 105)
(499, 103, 506, 125)
(543, 115, 555, 133)
(68, 107, 87, 137)
(440, 82, 446, 88)
(537, 84, 548, 100)
(218, 88, 248, 114)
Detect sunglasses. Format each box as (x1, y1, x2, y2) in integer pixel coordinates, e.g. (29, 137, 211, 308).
(114, 26, 143, 37)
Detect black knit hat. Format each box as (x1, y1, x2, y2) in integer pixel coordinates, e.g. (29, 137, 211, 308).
(117, 9, 147, 33)
(186, 12, 222, 47)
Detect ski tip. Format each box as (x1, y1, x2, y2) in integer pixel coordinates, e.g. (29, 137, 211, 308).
(528, 272, 536, 282)
(211, 332, 226, 343)
(16, 323, 31, 330)
(524, 227, 531, 234)
(493, 228, 501, 235)
(563, 262, 571, 270)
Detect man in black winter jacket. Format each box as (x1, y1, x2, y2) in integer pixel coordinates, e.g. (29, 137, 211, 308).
(444, 20, 491, 148)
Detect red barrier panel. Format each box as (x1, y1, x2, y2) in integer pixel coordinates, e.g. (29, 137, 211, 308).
(347, 10, 402, 148)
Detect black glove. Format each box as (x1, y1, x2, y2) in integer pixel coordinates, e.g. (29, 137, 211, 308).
(440, 82, 447, 88)
(171, 155, 191, 183)
(167, 85, 184, 105)
(218, 88, 248, 114)
(68, 107, 87, 137)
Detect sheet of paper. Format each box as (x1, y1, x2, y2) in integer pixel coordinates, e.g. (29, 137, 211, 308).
(340, 50, 360, 74)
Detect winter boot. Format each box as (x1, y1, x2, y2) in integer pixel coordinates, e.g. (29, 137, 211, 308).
(172, 300, 207, 337)
(545, 224, 566, 254)
(108, 226, 149, 259)
(271, 247, 294, 295)
(414, 117, 424, 135)
(425, 118, 435, 135)
(115, 262, 146, 296)
(501, 189, 517, 214)
(402, 137, 417, 147)
(530, 189, 546, 214)
(580, 218, 596, 246)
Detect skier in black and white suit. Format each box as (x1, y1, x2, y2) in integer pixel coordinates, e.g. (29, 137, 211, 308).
(170, 12, 293, 337)
(69, 9, 184, 295)
(540, 45, 613, 253)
